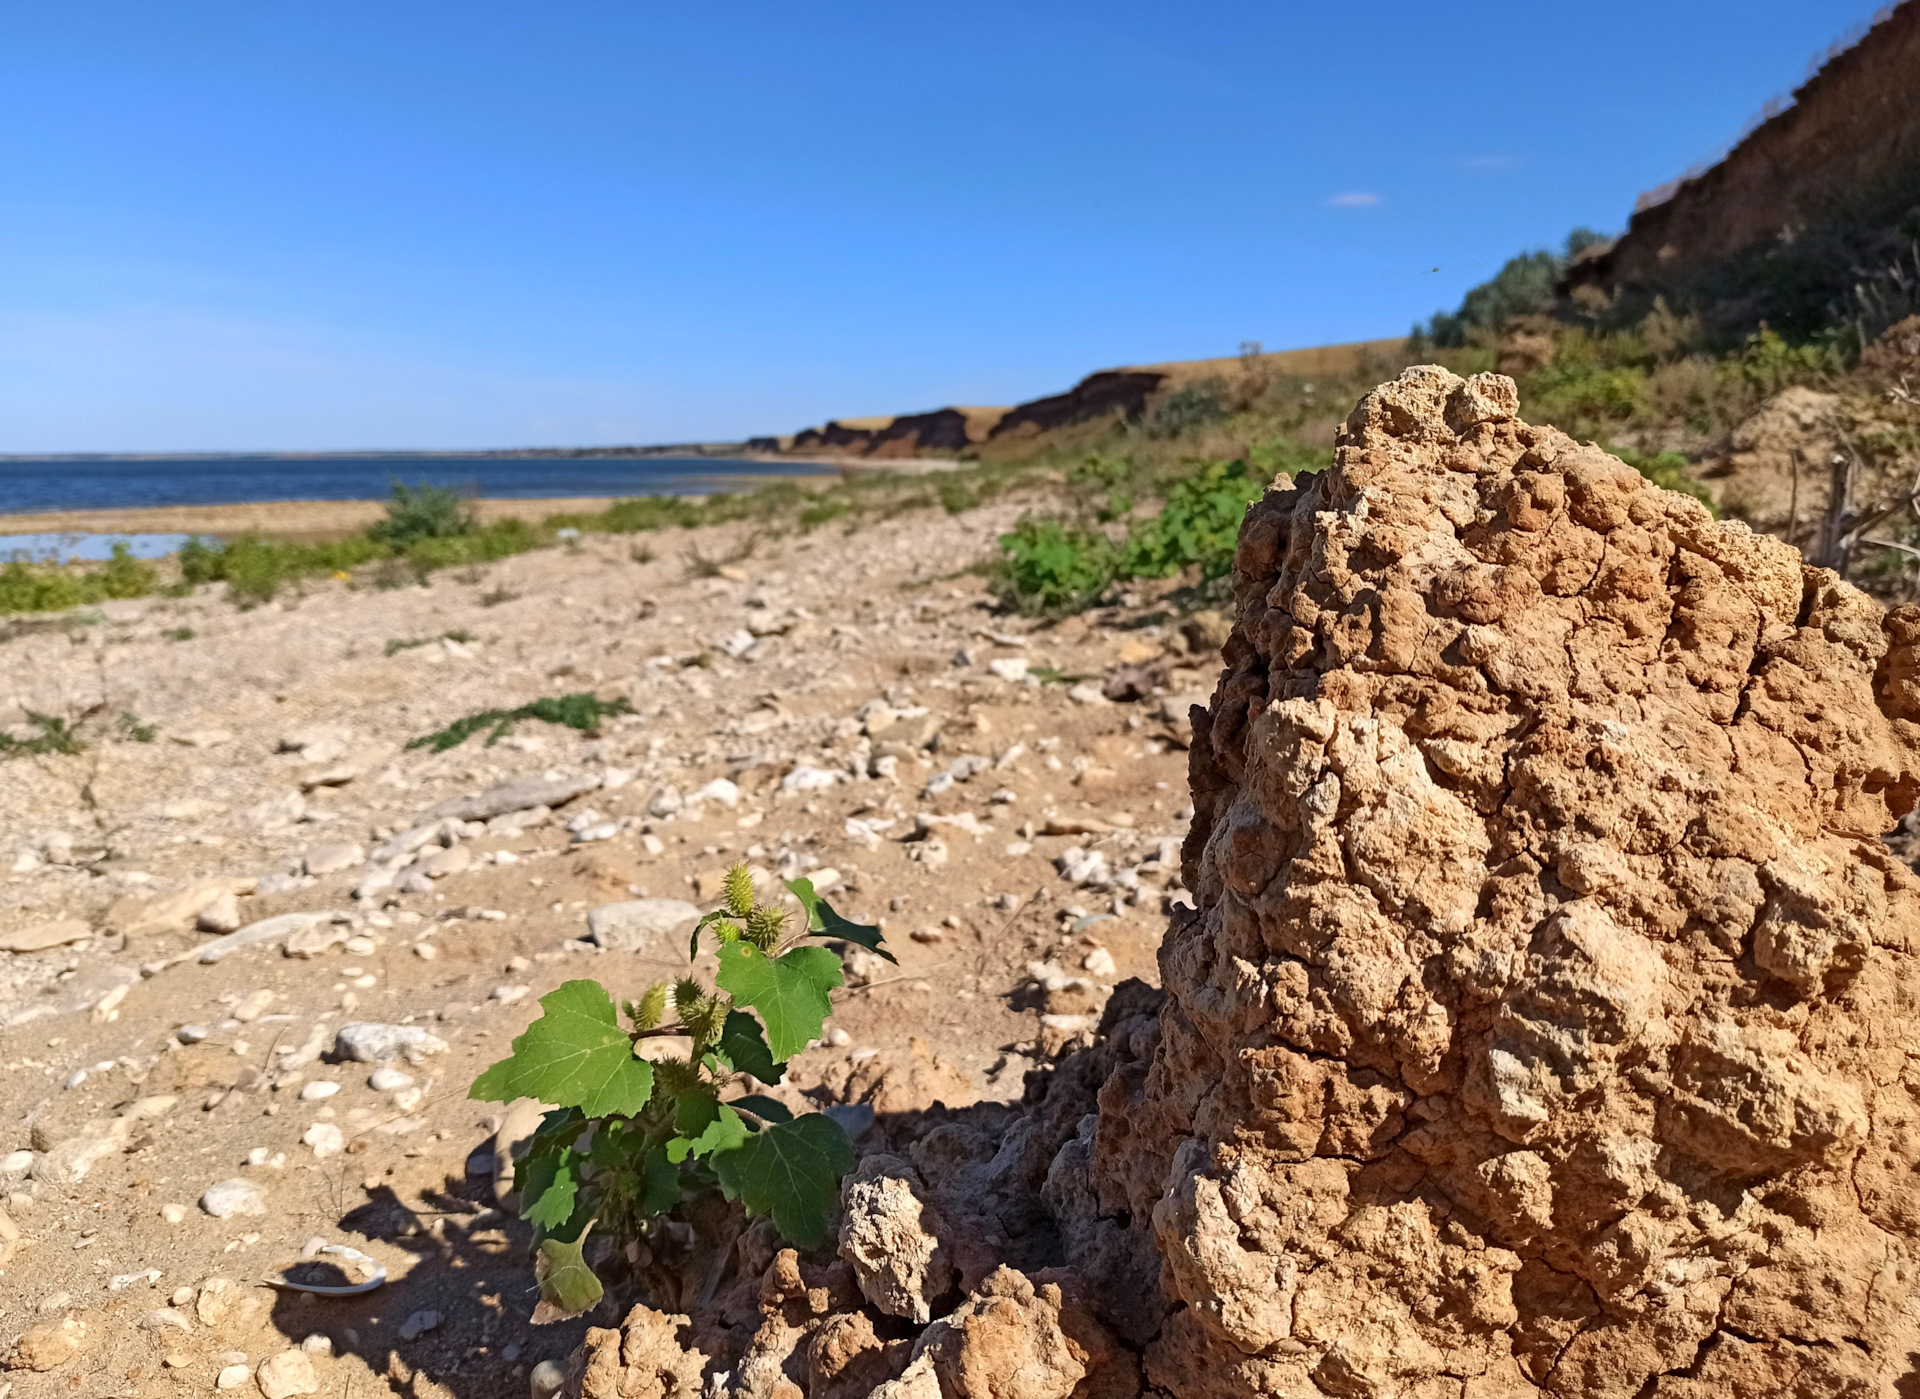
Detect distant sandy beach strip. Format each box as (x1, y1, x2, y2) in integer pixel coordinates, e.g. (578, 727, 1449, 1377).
(0, 496, 655, 543)
(0, 456, 968, 544)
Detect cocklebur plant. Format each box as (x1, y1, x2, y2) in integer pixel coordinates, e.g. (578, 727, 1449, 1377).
(470, 862, 895, 1319)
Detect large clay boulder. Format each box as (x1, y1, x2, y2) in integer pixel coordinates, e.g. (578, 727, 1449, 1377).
(1086, 365, 1920, 1397)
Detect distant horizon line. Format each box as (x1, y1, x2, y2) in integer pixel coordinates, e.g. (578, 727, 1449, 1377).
(0, 442, 771, 463)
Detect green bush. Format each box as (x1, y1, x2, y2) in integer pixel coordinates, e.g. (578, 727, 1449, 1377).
(1422, 228, 1610, 346)
(1144, 381, 1229, 439)
(991, 519, 1120, 615)
(0, 543, 156, 616)
(367, 480, 476, 545)
(1118, 458, 1265, 580)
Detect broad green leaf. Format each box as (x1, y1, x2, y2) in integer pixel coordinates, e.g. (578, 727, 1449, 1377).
(470, 980, 654, 1117)
(787, 878, 897, 964)
(517, 1150, 579, 1231)
(532, 1226, 603, 1322)
(709, 1112, 854, 1248)
(674, 1086, 720, 1139)
(714, 943, 842, 1061)
(668, 1103, 749, 1163)
(714, 1010, 786, 1085)
(638, 1144, 681, 1213)
(727, 1094, 794, 1125)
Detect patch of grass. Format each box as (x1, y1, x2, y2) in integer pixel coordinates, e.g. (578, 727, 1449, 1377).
(406, 691, 635, 753)
(0, 711, 86, 757)
(117, 713, 157, 743)
(162, 626, 195, 642)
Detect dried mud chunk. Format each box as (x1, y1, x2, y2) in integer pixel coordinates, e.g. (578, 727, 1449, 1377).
(565, 1305, 709, 1399)
(838, 1154, 955, 1324)
(1096, 365, 1920, 1399)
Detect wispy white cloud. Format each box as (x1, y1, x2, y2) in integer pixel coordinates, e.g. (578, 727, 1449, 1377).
(1324, 191, 1381, 209)
(1458, 154, 1521, 172)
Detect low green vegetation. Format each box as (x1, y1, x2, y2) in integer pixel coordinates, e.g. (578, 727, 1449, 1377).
(0, 543, 155, 615)
(406, 691, 634, 753)
(0, 707, 156, 759)
(384, 628, 475, 657)
(471, 863, 888, 1318)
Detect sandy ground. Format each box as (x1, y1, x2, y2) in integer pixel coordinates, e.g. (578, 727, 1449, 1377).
(0, 502, 1210, 1397)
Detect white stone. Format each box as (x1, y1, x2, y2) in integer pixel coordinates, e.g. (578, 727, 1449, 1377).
(988, 657, 1029, 682)
(333, 1023, 447, 1064)
(216, 1362, 252, 1390)
(302, 1124, 345, 1159)
(367, 1068, 414, 1092)
(585, 897, 701, 953)
(200, 1178, 267, 1219)
(781, 765, 841, 793)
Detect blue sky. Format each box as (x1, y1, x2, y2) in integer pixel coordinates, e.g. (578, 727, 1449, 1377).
(0, 2, 1884, 451)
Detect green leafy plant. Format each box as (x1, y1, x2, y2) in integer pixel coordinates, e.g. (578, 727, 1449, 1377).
(406, 691, 634, 752)
(366, 480, 477, 545)
(991, 518, 1120, 615)
(472, 863, 892, 1319)
(1118, 458, 1265, 581)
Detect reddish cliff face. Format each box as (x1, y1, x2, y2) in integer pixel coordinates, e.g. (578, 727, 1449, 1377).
(1573, 1, 1920, 334)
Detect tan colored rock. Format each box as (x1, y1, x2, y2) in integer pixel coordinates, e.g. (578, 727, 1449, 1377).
(256, 1349, 320, 1399)
(0, 1204, 19, 1265)
(838, 1154, 954, 1324)
(104, 877, 237, 937)
(809, 1311, 913, 1399)
(566, 1304, 708, 1399)
(835, 1035, 977, 1114)
(873, 1267, 1137, 1399)
(7, 1314, 89, 1372)
(1085, 366, 1920, 1398)
(0, 918, 90, 953)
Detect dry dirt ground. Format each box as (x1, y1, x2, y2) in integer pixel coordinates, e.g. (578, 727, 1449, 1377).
(0, 505, 1212, 1398)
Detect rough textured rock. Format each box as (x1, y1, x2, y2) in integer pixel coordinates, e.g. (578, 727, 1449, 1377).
(838, 1154, 954, 1324)
(1083, 366, 1920, 1397)
(871, 1267, 1138, 1399)
(586, 897, 703, 953)
(6, 1314, 90, 1371)
(568, 1304, 711, 1399)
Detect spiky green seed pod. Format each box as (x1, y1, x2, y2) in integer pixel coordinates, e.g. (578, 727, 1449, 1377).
(744, 903, 787, 951)
(652, 1055, 705, 1099)
(671, 978, 706, 1019)
(681, 995, 727, 1049)
(723, 862, 756, 919)
(628, 982, 668, 1032)
(710, 918, 741, 945)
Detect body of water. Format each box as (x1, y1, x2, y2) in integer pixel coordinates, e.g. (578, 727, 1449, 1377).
(0, 454, 831, 515)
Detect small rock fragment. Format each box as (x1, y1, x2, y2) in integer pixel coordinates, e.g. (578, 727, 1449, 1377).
(332, 1023, 448, 1064)
(256, 1349, 320, 1399)
(200, 1179, 267, 1219)
(397, 1309, 440, 1341)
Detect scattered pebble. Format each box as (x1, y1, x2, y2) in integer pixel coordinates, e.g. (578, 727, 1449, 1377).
(160, 1203, 188, 1224)
(217, 1362, 253, 1390)
(299, 1080, 340, 1101)
(398, 1308, 441, 1341)
(368, 1068, 414, 1092)
(200, 1178, 267, 1219)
